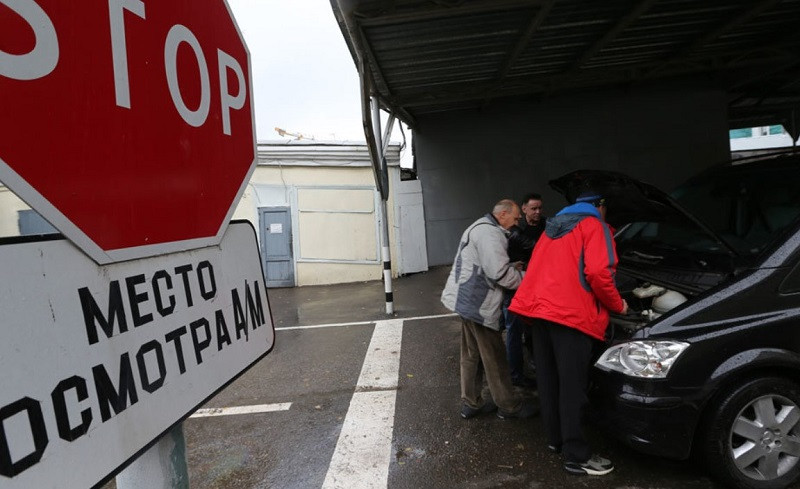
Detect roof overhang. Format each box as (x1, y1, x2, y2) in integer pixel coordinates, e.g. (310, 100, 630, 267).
(256, 140, 401, 167)
(331, 0, 800, 136)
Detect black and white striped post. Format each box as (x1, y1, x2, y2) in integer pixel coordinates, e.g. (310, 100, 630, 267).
(372, 96, 394, 314)
(359, 56, 394, 315)
(380, 199, 393, 313)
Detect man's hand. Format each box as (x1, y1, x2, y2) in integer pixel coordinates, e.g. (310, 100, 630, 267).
(620, 299, 629, 315)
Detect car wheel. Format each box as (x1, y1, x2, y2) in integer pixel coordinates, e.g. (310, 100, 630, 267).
(704, 377, 800, 489)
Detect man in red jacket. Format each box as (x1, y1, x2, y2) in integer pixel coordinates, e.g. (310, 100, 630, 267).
(509, 191, 628, 476)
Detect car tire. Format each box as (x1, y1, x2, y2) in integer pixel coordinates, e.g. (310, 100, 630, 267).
(703, 377, 800, 489)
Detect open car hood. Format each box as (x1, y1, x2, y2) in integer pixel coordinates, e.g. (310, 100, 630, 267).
(549, 170, 736, 255)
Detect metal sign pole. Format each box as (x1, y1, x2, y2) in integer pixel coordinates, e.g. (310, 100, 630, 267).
(116, 424, 189, 489)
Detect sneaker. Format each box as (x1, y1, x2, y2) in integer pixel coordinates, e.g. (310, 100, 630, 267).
(496, 401, 539, 419)
(511, 376, 537, 389)
(563, 455, 614, 476)
(460, 400, 497, 419)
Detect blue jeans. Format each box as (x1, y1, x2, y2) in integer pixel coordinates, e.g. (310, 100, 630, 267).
(503, 290, 526, 381)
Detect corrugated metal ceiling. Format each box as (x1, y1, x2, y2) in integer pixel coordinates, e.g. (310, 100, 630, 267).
(331, 0, 800, 133)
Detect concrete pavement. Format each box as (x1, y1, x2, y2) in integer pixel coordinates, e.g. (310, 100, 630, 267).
(105, 266, 729, 488)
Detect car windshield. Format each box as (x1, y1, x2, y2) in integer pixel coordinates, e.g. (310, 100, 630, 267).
(617, 162, 800, 256)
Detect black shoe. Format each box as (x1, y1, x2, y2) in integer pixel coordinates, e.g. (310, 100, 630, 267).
(497, 401, 539, 419)
(563, 455, 614, 476)
(460, 400, 497, 419)
(511, 376, 537, 388)
(546, 444, 561, 454)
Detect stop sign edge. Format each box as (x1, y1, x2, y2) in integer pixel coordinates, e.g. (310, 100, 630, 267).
(0, 146, 258, 265)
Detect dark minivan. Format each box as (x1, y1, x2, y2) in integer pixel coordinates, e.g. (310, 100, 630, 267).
(551, 152, 800, 489)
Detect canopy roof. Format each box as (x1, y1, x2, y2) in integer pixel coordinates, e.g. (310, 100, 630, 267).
(331, 0, 800, 134)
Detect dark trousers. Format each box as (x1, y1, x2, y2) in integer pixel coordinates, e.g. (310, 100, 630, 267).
(529, 318, 594, 463)
(503, 290, 532, 381)
(460, 318, 519, 413)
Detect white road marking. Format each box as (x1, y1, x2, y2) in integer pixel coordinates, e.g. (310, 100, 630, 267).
(275, 313, 456, 331)
(275, 320, 374, 331)
(322, 319, 404, 489)
(189, 403, 292, 418)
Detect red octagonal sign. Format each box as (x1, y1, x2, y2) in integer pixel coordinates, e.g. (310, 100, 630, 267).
(0, 0, 256, 264)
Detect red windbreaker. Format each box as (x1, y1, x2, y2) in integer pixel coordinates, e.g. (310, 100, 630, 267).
(509, 207, 624, 340)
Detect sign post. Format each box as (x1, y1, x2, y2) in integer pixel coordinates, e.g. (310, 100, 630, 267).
(115, 425, 189, 489)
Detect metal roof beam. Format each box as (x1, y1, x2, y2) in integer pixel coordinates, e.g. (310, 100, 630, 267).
(480, 0, 553, 108)
(729, 61, 800, 102)
(332, 0, 417, 128)
(494, 0, 555, 83)
(355, 24, 417, 128)
(356, 0, 546, 27)
(729, 102, 800, 116)
(569, 0, 657, 71)
(397, 49, 797, 112)
(359, 60, 387, 200)
(645, 0, 781, 78)
(357, 25, 392, 97)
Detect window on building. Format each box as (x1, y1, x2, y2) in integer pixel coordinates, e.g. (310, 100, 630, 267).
(729, 128, 753, 139)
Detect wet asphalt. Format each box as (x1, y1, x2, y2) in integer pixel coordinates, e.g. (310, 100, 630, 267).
(101, 266, 748, 488)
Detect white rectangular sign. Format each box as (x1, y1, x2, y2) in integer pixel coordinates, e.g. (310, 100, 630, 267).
(0, 222, 274, 488)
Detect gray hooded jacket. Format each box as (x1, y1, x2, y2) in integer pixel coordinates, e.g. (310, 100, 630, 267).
(441, 214, 523, 330)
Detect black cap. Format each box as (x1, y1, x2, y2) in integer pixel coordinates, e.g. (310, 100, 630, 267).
(575, 191, 606, 207)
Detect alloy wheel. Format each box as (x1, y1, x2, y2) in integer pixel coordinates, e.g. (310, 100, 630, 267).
(729, 394, 800, 481)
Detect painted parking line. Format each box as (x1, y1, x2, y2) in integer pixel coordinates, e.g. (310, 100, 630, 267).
(188, 314, 454, 423)
(189, 403, 292, 418)
(274, 313, 456, 331)
(322, 319, 403, 489)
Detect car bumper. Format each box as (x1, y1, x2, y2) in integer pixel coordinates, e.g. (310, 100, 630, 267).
(591, 371, 703, 460)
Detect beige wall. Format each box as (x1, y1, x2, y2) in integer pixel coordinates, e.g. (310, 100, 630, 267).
(233, 161, 403, 287)
(296, 262, 382, 286)
(231, 165, 378, 226)
(0, 143, 409, 288)
(252, 166, 375, 186)
(298, 187, 377, 261)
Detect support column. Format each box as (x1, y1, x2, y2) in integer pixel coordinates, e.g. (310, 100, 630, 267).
(380, 199, 393, 313)
(372, 96, 394, 314)
(116, 424, 189, 489)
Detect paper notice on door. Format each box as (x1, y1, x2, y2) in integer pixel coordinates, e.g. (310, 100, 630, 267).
(270, 223, 283, 233)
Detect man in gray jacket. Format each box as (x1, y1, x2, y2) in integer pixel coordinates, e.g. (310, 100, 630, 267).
(441, 199, 537, 419)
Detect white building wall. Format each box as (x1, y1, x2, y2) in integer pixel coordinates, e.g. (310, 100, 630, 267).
(232, 141, 417, 286)
(0, 142, 427, 288)
(0, 187, 29, 236)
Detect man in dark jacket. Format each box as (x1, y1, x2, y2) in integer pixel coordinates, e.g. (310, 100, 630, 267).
(504, 193, 545, 387)
(507, 193, 546, 266)
(509, 192, 628, 476)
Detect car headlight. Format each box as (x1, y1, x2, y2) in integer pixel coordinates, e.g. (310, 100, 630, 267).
(595, 340, 690, 378)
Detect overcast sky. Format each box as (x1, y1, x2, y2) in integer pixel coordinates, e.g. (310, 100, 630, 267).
(226, 0, 404, 145)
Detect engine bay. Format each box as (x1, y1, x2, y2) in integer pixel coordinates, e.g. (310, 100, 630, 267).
(609, 271, 691, 335)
